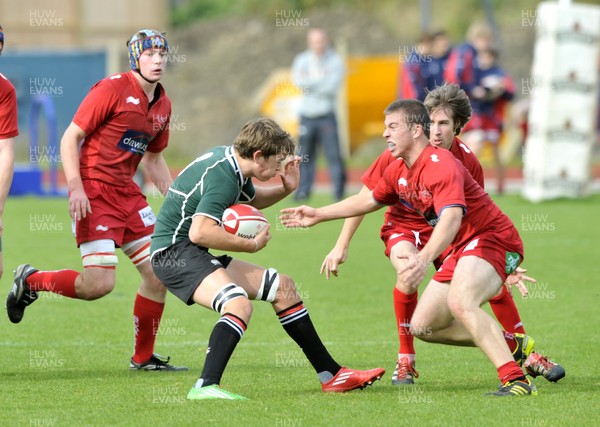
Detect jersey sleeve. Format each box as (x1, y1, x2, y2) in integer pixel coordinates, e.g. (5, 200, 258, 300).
(193, 176, 241, 224)
(0, 77, 18, 139)
(372, 162, 401, 206)
(72, 79, 119, 135)
(362, 150, 395, 190)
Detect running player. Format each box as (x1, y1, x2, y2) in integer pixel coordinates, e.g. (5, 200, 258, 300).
(150, 117, 384, 400)
(6, 29, 185, 371)
(0, 25, 17, 282)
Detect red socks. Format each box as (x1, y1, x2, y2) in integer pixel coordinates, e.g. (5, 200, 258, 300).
(132, 293, 165, 364)
(26, 270, 80, 299)
(489, 286, 525, 334)
(497, 360, 526, 384)
(393, 288, 418, 355)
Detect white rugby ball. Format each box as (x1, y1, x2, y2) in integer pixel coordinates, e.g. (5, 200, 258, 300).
(221, 204, 269, 239)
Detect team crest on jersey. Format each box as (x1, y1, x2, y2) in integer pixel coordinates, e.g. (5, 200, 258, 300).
(398, 177, 407, 187)
(117, 129, 151, 156)
(430, 154, 440, 162)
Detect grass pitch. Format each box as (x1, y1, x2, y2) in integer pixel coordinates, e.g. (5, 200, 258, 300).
(1, 193, 599, 426)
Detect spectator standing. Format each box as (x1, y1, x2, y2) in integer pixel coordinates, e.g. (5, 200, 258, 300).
(292, 28, 346, 201)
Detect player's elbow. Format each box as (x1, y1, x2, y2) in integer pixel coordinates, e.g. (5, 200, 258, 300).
(188, 229, 207, 247)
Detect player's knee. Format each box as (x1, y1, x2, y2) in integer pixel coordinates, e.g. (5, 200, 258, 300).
(394, 280, 414, 294)
(140, 271, 167, 297)
(255, 268, 299, 304)
(447, 292, 467, 319)
(273, 274, 300, 305)
(212, 283, 251, 322)
(222, 296, 253, 323)
(81, 271, 115, 300)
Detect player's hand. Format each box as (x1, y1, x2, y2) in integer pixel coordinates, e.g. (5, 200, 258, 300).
(320, 245, 348, 279)
(504, 266, 535, 298)
(279, 205, 318, 228)
(69, 188, 92, 220)
(396, 253, 429, 290)
(252, 224, 271, 252)
(279, 156, 301, 193)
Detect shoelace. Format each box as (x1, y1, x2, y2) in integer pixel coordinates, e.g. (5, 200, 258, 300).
(397, 360, 419, 379)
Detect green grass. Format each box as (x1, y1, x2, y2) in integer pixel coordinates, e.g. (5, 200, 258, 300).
(1, 193, 599, 426)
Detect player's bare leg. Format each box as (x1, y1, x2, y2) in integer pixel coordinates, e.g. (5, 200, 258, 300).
(447, 256, 511, 365)
(410, 280, 474, 346)
(448, 256, 535, 396)
(75, 267, 116, 300)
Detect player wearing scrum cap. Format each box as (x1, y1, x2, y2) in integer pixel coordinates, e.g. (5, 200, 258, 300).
(6, 29, 186, 371)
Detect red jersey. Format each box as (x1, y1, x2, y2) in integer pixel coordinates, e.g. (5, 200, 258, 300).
(73, 71, 171, 186)
(448, 137, 484, 188)
(361, 137, 484, 230)
(372, 145, 513, 249)
(0, 73, 19, 139)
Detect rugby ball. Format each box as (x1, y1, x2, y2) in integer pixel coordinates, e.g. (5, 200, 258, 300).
(221, 204, 269, 239)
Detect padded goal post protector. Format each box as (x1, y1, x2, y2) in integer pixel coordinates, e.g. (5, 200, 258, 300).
(522, 1, 600, 202)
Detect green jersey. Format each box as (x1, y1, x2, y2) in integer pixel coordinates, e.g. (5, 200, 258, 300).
(151, 146, 255, 255)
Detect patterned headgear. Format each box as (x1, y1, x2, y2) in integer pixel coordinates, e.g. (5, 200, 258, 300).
(127, 29, 168, 71)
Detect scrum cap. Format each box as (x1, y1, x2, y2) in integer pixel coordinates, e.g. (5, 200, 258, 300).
(127, 29, 168, 71)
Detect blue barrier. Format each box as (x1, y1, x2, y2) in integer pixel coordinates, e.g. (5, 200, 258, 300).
(5, 50, 106, 197)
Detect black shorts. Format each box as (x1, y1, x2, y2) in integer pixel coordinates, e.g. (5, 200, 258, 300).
(151, 239, 233, 305)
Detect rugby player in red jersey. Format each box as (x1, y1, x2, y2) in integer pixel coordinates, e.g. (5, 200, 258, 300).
(6, 29, 186, 371)
(320, 84, 564, 385)
(282, 99, 542, 396)
(0, 25, 18, 282)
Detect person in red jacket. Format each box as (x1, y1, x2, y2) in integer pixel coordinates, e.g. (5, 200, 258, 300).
(6, 29, 186, 371)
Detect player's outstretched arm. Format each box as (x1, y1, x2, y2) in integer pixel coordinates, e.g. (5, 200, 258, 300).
(61, 122, 91, 220)
(320, 185, 371, 279)
(280, 189, 382, 228)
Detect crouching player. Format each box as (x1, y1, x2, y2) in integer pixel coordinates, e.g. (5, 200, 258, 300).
(281, 100, 544, 396)
(150, 117, 384, 400)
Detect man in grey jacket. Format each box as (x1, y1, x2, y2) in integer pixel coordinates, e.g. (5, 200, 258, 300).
(292, 28, 346, 201)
